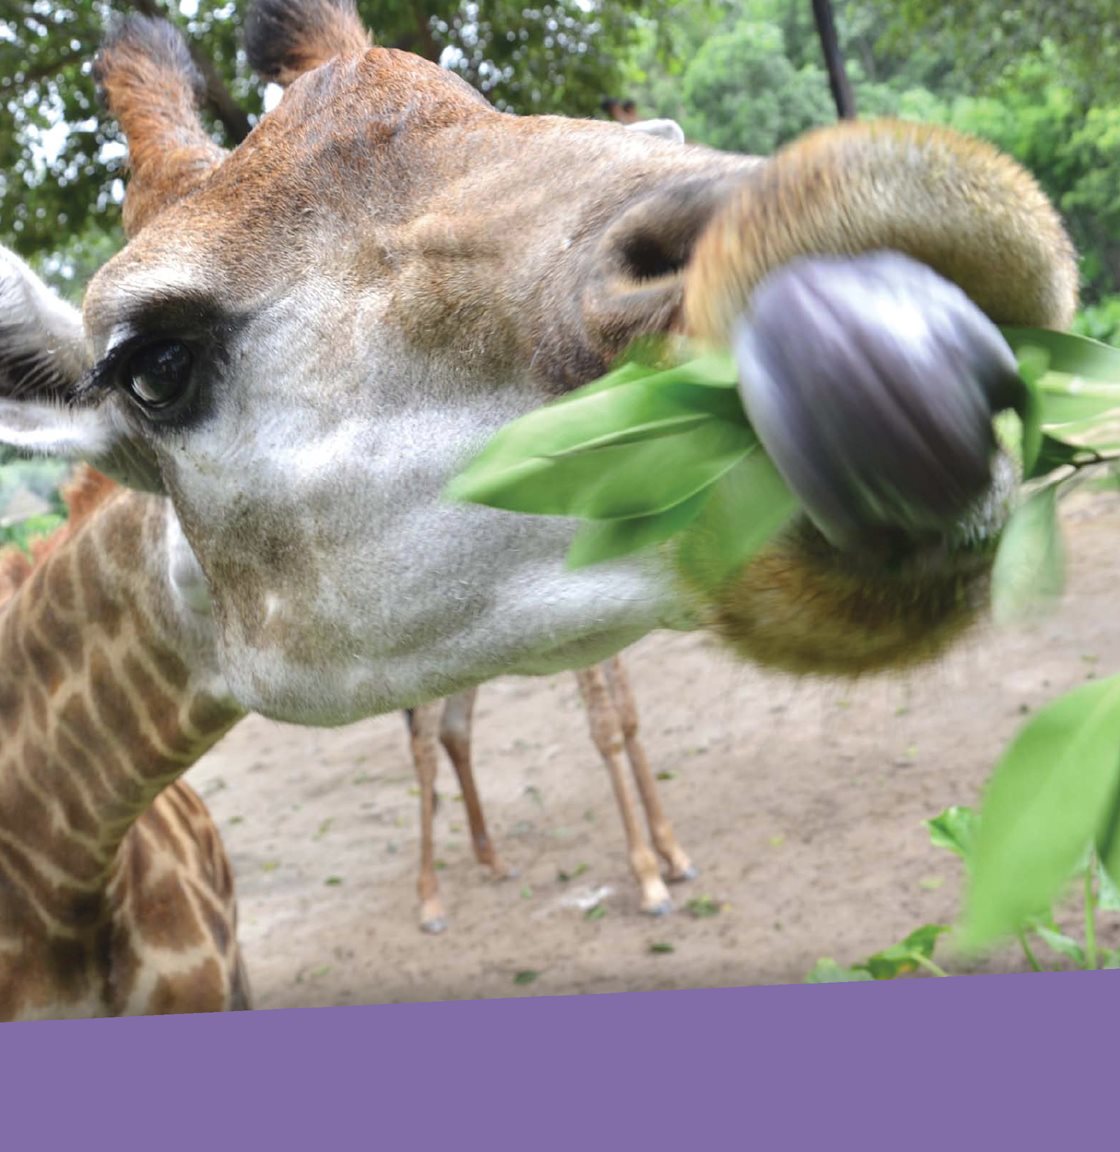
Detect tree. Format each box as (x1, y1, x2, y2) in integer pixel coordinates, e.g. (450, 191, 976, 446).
(679, 22, 836, 155)
(867, 0, 1120, 104)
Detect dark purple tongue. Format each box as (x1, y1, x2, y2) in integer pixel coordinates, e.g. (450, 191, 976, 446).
(733, 251, 1025, 551)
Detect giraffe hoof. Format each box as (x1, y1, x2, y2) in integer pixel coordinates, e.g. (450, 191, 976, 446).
(668, 864, 698, 884)
(421, 916, 448, 935)
(642, 898, 674, 918)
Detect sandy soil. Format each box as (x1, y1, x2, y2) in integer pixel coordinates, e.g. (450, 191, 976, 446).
(185, 489, 1120, 1010)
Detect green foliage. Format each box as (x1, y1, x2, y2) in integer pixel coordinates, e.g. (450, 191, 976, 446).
(426, 0, 673, 115)
(990, 487, 1064, 627)
(450, 328, 1120, 589)
(679, 22, 836, 156)
(867, 0, 1120, 105)
(0, 456, 71, 552)
(964, 677, 1120, 948)
(0, 0, 257, 264)
(0, 512, 67, 554)
(807, 804, 1120, 983)
(805, 958, 873, 983)
(858, 925, 950, 979)
(926, 806, 976, 862)
(447, 348, 799, 576)
(1074, 296, 1120, 348)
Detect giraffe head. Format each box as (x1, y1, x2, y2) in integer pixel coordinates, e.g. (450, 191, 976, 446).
(0, 3, 1077, 724)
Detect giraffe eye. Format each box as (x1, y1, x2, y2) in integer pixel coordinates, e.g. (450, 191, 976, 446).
(122, 340, 194, 411)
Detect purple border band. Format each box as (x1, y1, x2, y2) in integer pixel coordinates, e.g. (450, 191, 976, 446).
(1, 975, 1110, 1147)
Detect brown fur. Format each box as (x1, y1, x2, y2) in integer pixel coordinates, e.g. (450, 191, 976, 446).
(0, 477, 249, 1020)
(0, 548, 30, 606)
(685, 119, 1078, 347)
(244, 0, 374, 86)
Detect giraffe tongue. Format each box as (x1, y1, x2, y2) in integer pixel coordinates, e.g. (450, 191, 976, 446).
(731, 250, 1025, 551)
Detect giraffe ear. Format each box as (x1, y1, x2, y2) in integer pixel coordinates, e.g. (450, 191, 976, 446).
(0, 246, 164, 491)
(0, 246, 88, 402)
(0, 245, 103, 457)
(0, 396, 114, 458)
(0, 395, 165, 493)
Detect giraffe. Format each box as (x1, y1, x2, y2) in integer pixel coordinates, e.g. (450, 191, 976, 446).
(0, 465, 250, 1020)
(406, 655, 693, 932)
(0, 2, 1079, 737)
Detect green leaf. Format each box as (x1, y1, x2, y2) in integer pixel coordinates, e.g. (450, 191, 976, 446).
(926, 806, 977, 864)
(513, 970, 540, 986)
(676, 447, 797, 587)
(1014, 345, 1049, 476)
(1001, 327, 1120, 386)
(449, 403, 755, 520)
(963, 674, 1120, 950)
(449, 364, 747, 497)
(1095, 855, 1120, 912)
(1027, 434, 1084, 481)
(685, 895, 722, 919)
(445, 351, 748, 526)
(1038, 387, 1120, 431)
(544, 410, 716, 455)
(565, 489, 710, 569)
(1094, 752, 1120, 894)
(1033, 926, 1087, 968)
(858, 924, 950, 979)
(568, 350, 737, 400)
(1002, 329, 1120, 467)
(990, 485, 1065, 626)
(1101, 950, 1120, 971)
(649, 941, 675, 955)
(900, 923, 949, 957)
(805, 958, 874, 984)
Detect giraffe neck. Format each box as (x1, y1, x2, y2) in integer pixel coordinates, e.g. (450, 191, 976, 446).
(0, 488, 243, 932)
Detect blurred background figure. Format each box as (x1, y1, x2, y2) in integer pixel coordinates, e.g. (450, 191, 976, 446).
(601, 97, 639, 124)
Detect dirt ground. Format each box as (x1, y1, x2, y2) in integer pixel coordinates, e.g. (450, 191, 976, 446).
(185, 489, 1120, 1010)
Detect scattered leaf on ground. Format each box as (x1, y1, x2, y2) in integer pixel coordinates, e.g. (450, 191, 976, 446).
(686, 895, 722, 919)
(805, 959, 874, 984)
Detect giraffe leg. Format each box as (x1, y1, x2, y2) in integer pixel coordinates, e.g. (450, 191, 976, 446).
(604, 656, 696, 883)
(406, 702, 448, 934)
(439, 688, 514, 879)
(576, 666, 672, 916)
